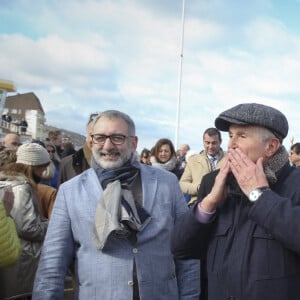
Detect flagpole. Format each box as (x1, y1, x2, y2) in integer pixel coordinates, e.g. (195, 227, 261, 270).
(175, 0, 186, 149)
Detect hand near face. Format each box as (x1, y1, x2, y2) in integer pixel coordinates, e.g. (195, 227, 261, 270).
(200, 155, 231, 213)
(228, 148, 269, 196)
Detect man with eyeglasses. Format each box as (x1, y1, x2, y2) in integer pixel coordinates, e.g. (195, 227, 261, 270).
(33, 110, 200, 300)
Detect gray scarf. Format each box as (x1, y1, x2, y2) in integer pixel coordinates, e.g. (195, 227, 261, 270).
(264, 145, 289, 184)
(150, 156, 177, 171)
(91, 156, 151, 250)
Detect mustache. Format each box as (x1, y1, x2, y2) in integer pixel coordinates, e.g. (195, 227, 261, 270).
(99, 149, 120, 156)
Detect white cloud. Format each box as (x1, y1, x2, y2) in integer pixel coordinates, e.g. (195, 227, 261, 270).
(1, 1, 300, 151)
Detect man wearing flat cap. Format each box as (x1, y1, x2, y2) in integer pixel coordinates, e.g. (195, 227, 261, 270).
(172, 103, 300, 300)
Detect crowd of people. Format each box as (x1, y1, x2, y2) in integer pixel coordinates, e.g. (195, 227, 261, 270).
(0, 103, 300, 299)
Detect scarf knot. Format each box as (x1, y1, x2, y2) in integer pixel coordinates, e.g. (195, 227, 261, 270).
(93, 163, 151, 250)
(99, 165, 139, 189)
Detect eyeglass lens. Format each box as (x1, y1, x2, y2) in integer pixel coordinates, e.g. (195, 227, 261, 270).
(92, 134, 127, 145)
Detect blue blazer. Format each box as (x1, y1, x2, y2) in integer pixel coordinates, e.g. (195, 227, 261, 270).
(33, 164, 200, 299)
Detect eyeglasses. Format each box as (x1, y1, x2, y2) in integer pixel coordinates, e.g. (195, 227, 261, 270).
(91, 134, 134, 145)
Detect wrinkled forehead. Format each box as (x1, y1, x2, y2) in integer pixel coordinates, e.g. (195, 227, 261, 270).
(229, 123, 259, 131)
(228, 124, 275, 138)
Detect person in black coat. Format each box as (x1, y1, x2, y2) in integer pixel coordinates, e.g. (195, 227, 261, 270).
(172, 103, 300, 300)
(57, 114, 94, 186)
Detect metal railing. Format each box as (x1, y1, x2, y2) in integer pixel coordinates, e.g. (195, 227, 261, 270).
(1, 119, 31, 135)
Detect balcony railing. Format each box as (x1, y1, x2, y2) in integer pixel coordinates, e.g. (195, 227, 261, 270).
(1, 119, 31, 136)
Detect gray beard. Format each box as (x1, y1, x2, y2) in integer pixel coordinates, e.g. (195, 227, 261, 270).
(92, 148, 132, 170)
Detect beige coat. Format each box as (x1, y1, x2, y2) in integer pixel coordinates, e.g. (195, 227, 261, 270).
(179, 150, 225, 205)
(36, 183, 57, 220)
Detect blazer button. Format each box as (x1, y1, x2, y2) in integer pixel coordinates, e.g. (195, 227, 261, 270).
(128, 281, 134, 286)
(132, 248, 138, 253)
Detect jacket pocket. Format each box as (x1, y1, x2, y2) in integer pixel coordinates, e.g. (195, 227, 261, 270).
(207, 222, 231, 274)
(252, 226, 274, 239)
(250, 225, 300, 280)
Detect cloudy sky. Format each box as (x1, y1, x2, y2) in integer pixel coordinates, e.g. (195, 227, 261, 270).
(1, 0, 300, 152)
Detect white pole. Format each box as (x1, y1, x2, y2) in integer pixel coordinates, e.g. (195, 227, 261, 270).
(175, 0, 186, 149)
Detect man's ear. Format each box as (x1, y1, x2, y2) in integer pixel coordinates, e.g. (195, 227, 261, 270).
(266, 137, 281, 158)
(132, 136, 138, 151)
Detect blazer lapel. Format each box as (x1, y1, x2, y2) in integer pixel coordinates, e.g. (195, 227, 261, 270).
(81, 169, 103, 206)
(140, 166, 157, 214)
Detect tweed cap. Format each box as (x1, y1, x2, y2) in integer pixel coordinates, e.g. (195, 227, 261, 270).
(16, 143, 50, 166)
(215, 103, 289, 141)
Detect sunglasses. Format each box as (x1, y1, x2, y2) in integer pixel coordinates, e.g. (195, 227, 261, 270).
(47, 150, 55, 153)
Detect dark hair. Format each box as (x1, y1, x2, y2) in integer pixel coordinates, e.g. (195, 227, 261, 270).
(31, 139, 46, 148)
(291, 143, 300, 155)
(61, 142, 76, 158)
(140, 148, 150, 158)
(141, 148, 150, 155)
(151, 138, 176, 163)
(203, 127, 222, 141)
(48, 130, 62, 140)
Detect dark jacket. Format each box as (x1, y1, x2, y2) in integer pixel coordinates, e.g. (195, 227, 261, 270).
(57, 144, 91, 186)
(172, 162, 300, 300)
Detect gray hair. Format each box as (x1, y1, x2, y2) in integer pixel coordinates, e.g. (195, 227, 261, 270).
(254, 126, 276, 143)
(92, 110, 136, 136)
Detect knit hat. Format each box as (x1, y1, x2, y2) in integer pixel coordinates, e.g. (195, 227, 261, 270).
(16, 143, 50, 166)
(215, 103, 289, 142)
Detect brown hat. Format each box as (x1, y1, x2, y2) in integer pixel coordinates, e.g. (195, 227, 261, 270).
(16, 143, 50, 166)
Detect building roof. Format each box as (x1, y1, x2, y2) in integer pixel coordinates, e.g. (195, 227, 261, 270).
(5, 92, 45, 115)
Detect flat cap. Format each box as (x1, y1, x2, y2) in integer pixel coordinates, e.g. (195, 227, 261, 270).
(215, 103, 288, 141)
